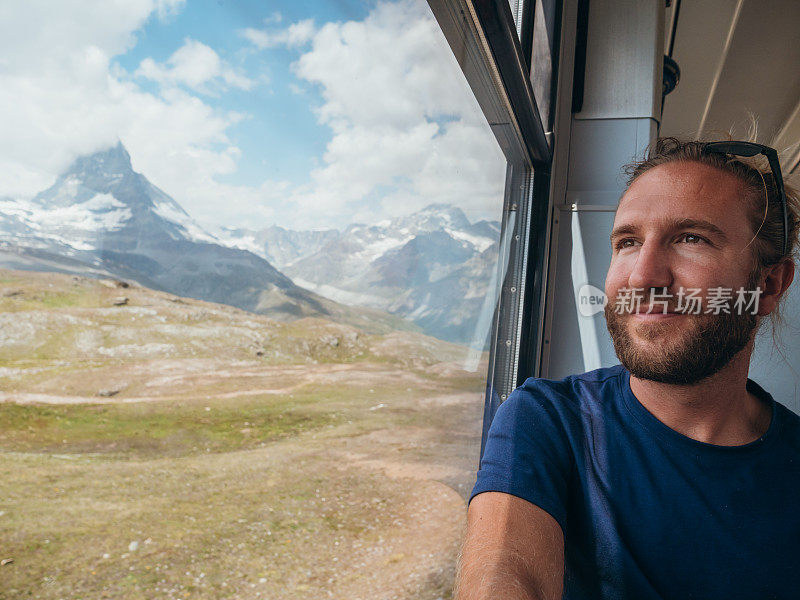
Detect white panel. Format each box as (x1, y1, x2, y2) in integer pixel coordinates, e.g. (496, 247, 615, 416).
(546, 209, 618, 380)
(566, 119, 650, 195)
(661, 0, 800, 150)
(575, 0, 663, 120)
(700, 0, 800, 142)
(660, 0, 741, 138)
(543, 116, 655, 378)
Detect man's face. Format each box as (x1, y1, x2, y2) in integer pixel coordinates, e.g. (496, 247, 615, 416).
(604, 161, 760, 384)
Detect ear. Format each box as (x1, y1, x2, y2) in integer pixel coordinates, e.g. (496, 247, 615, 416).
(756, 258, 795, 316)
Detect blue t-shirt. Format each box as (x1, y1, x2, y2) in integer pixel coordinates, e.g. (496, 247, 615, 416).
(471, 364, 800, 599)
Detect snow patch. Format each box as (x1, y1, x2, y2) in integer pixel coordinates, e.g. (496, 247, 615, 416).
(445, 228, 495, 252)
(152, 201, 219, 244)
(353, 235, 411, 262)
(24, 193, 131, 232)
(292, 277, 388, 308)
(214, 230, 265, 258)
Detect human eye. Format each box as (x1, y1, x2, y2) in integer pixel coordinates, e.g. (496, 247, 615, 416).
(677, 232, 707, 244)
(614, 238, 637, 250)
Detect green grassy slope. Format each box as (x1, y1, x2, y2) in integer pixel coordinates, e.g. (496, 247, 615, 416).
(0, 268, 487, 599)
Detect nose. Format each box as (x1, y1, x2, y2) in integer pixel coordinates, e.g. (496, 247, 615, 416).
(627, 241, 673, 290)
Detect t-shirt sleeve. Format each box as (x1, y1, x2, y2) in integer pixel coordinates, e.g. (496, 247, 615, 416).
(469, 384, 573, 531)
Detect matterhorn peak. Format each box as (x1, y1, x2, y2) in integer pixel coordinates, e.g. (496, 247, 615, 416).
(67, 141, 133, 179)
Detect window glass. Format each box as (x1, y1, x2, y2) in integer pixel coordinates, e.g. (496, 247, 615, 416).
(0, 1, 506, 597)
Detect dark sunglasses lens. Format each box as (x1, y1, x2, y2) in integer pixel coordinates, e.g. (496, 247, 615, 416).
(705, 142, 761, 157)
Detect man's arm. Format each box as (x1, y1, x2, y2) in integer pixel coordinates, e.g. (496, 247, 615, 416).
(455, 491, 564, 600)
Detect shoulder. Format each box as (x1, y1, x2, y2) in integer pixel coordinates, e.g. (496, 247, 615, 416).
(473, 365, 628, 525)
(500, 364, 628, 426)
(747, 378, 800, 452)
(486, 364, 628, 458)
(775, 402, 800, 450)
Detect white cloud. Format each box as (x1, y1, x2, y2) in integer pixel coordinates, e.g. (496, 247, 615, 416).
(241, 19, 316, 50)
(0, 0, 185, 72)
(281, 0, 506, 227)
(136, 38, 254, 93)
(0, 0, 505, 234)
(0, 0, 268, 223)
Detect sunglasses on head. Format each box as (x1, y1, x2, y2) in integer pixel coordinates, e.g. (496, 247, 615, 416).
(701, 141, 788, 257)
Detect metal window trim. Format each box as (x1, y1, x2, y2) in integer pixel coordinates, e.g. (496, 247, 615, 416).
(471, 0, 552, 167)
(428, 0, 552, 169)
(539, 0, 582, 377)
(514, 0, 567, 386)
(427, 0, 565, 455)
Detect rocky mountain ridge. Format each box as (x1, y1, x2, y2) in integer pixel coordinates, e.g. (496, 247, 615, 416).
(217, 205, 502, 343)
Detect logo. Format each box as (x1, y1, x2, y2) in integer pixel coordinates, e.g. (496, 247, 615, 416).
(577, 284, 608, 317)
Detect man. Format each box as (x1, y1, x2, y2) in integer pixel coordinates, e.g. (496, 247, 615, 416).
(457, 138, 800, 599)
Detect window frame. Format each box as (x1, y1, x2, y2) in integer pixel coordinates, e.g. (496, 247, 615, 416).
(427, 0, 565, 454)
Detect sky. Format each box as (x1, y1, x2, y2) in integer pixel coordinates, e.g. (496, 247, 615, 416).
(0, 0, 506, 231)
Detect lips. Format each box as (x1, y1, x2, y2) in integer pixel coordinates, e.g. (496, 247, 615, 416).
(629, 307, 685, 321)
(629, 312, 686, 325)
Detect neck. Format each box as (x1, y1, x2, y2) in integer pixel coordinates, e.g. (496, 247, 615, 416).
(628, 345, 772, 446)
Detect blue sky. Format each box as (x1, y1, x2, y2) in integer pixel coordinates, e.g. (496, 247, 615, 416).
(115, 0, 373, 187)
(0, 0, 505, 230)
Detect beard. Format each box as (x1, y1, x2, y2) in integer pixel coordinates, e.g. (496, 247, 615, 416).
(604, 282, 759, 385)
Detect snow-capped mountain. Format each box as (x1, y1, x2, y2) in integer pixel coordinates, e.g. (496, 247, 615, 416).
(0, 144, 331, 320)
(1, 144, 502, 342)
(216, 225, 339, 270)
(218, 205, 502, 343)
(1, 143, 216, 255)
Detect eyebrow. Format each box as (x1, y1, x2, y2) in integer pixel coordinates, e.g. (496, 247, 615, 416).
(609, 218, 729, 243)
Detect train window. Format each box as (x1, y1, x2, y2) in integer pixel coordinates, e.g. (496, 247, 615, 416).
(0, 0, 510, 597)
(5, 0, 800, 597)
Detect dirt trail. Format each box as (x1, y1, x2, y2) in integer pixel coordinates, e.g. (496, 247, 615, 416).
(0, 361, 442, 405)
